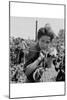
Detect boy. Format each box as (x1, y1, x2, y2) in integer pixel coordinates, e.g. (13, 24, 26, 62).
(24, 26, 55, 82)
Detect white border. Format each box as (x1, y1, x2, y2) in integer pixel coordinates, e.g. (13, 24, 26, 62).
(10, 2, 64, 19)
(10, 82, 64, 98)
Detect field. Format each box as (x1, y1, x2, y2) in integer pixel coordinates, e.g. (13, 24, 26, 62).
(9, 29, 65, 83)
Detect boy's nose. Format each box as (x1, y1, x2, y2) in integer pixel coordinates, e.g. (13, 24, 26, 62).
(44, 44, 48, 48)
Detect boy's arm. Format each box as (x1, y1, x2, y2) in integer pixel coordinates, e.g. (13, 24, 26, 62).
(24, 52, 45, 76)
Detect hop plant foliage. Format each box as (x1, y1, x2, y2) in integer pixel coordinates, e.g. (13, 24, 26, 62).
(10, 29, 65, 83)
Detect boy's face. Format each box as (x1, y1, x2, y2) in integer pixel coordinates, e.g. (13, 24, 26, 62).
(38, 36, 51, 51)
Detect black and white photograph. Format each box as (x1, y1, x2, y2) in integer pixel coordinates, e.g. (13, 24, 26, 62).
(10, 17, 65, 83)
(9, 1, 65, 98)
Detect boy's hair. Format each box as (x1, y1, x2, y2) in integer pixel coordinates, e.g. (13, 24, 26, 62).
(38, 27, 54, 41)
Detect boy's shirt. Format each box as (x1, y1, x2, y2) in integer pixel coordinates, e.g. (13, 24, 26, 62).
(24, 43, 58, 82)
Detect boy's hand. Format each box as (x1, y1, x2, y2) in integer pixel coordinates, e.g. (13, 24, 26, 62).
(33, 67, 44, 81)
(38, 50, 47, 63)
(41, 50, 49, 57)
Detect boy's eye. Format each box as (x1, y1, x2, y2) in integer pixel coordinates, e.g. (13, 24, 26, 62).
(41, 40, 50, 43)
(41, 40, 45, 42)
(46, 41, 50, 44)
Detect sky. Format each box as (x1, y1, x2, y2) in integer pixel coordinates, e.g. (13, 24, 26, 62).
(10, 17, 64, 40)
